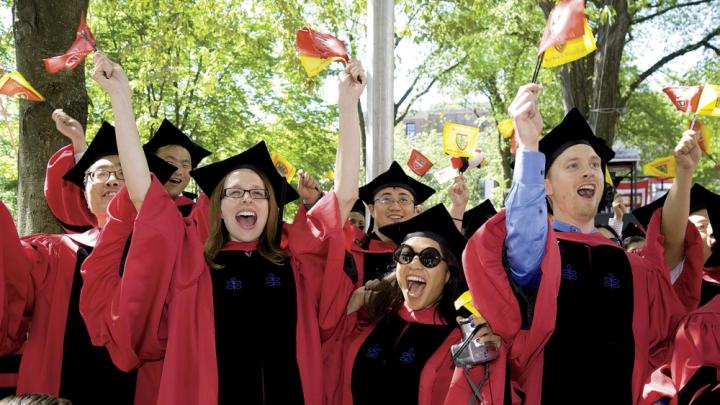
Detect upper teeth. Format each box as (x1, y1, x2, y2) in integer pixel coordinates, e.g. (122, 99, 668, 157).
(407, 275, 425, 283)
(238, 211, 256, 217)
(579, 185, 595, 191)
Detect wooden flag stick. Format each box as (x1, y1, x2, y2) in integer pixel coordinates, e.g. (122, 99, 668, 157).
(531, 52, 544, 84)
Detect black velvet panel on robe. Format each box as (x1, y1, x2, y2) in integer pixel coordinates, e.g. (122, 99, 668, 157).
(700, 280, 720, 307)
(677, 366, 720, 405)
(60, 246, 138, 405)
(211, 250, 303, 405)
(540, 240, 635, 405)
(351, 311, 453, 405)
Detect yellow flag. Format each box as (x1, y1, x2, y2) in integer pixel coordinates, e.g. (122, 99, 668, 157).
(298, 55, 346, 77)
(498, 118, 514, 139)
(697, 84, 720, 117)
(541, 19, 597, 68)
(442, 122, 480, 157)
(270, 151, 297, 182)
(604, 166, 613, 186)
(454, 291, 480, 318)
(643, 156, 676, 178)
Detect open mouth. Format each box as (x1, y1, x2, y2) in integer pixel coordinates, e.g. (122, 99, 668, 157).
(103, 191, 118, 198)
(168, 178, 183, 185)
(235, 211, 257, 229)
(577, 184, 596, 199)
(406, 275, 427, 298)
(387, 214, 405, 222)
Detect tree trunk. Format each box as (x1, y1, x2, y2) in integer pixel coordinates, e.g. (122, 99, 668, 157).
(13, 0, 90, 235)
(589, 0, 630, 146)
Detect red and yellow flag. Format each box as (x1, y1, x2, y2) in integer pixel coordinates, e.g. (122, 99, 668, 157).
(697, 84, 720, 117)
(296, 27, 349, 77)
(0, 71, 45, 102)
(270, 151, 297, 182)
(538, 0, 586, 54)
(643, 155, 676, 178)
(663, 86, 702, 113)
(541, 19, 596, 68)
(442, 122, 479, 158)
(407, 149, 433, 176)
(44, 14, 97, 74)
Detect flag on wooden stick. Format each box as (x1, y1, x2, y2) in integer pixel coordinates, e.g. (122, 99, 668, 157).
(44, 13, 97, 74)
(296, 27, 349, 77)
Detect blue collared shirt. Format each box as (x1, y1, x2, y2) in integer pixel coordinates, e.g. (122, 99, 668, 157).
(505, 150, 547, 292)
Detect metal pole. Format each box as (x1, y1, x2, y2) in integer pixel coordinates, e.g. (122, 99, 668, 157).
(366, 0, 394, 183)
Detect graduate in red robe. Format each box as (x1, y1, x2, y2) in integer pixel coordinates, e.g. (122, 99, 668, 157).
(0, 123, 175, 405)
(633, 184, 720, 309)
(326, 204, 504, 405)
(460, 84, 704, 405)
(347, 162, 436, 286)
(642, 295, 720, 405)
(46, 111, 210, 228)
(80, 53, 366, 405)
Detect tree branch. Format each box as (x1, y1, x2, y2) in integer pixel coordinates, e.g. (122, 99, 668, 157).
(622, 26, 720, 102)
(632, 0, 713, 25)
(394, 55, 467, 125)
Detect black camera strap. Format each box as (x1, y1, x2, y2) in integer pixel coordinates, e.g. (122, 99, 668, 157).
(451, 322, 492, 405)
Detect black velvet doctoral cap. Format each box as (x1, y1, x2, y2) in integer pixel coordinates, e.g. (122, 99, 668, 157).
(462, 199, 497, 238)
(143, 119, 211, 168)
(351, 199, 366, 214)
(63, 121, 118, 187)
(539, 108, 616, 173)
(621, 221, 646, 239)
(62, 122, 177, 188)
(379, 204, 467, 262)
(358, 161, 436, 205)
(189, 140, 299, 205)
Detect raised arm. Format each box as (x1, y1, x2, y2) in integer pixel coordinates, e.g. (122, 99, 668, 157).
(52, 109, 88, 156)
(661, 129, 701, 271)
(504, 84, 547, 292)
(449, 175, 469, 232)
(334, 60, 367, 223)
(92, 52, 150, 211)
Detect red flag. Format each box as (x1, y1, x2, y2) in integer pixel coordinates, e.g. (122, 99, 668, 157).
(663, 85, 702, 113)
(296, 27, 349, 62)
(44, 14, 97, 74)
(407, 149, 433, 176)
(538, 0, 585, 54)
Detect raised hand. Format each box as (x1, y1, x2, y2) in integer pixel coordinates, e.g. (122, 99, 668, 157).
(338, 59, 367, 106)
(51, 109, 87, 153)
(92, 51, 131, 99)
(508, 83, 543, 151)
(297, 169, 323, 205)
(674, 129, 701, 175)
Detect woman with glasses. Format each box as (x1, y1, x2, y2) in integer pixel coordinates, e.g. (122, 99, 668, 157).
(325, 204, 501, 405)
(80, 52, 365, 405)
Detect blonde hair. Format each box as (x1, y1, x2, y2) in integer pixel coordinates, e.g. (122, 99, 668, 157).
(204, 168, 287, 269)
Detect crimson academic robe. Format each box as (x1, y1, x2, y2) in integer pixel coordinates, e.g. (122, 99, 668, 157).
(0, 208, 140, 404)
(0, 202, 28, 397)
(461, 209, 701, 405)
(642, 295, 720, 405)
(325, 303, 467, 405)
(45, 145, 196, 232)
(80, 177, 353, 405)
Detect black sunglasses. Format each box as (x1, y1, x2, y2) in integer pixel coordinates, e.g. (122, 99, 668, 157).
(393, 244, 447, 268)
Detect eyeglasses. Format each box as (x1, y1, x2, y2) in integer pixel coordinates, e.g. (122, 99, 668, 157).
(85, 169, 124, 183)
(223, 188, 269, 200)
(374, 196, 415, 207)
(393, 244, 447, 268)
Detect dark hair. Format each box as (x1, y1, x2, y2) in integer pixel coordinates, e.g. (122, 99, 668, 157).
(365, 234, 467, 325)
(0, 394, 72, 405)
